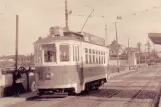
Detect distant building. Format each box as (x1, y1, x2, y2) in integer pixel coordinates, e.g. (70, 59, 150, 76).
(0, 54, 34, 69)
(107, 40, 123, 58)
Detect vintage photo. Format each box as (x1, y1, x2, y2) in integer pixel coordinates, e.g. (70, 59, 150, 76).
(1, 0, 161, 107)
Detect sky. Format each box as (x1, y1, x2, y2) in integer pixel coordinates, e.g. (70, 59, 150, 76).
(1, 0, 161, 55)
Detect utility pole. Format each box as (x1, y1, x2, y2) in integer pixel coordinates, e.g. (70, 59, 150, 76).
(114, 22, 119, 72)
(102, 16, 108, 46)
(15, 15, 19, 71)
(146, 40, 151, 64)
(65, 0, 69, 31)
(114, 22, 118, 42)
(137, 42, 141, 67)
(128, 38, 130, 70)
(105, 24, 108, 46)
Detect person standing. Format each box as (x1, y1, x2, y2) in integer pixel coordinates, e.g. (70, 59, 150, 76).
(12, 71, 24, 97)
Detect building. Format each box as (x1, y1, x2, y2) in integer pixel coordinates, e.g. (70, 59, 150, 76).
(107, 40, 123, 58)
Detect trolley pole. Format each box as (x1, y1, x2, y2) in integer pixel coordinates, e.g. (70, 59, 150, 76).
(15, 15, 19, 71)
(80, 9, 94, 33)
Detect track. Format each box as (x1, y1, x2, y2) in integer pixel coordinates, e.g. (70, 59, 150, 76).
(124, 68, 161, 107)
(6, 66, 161, 107)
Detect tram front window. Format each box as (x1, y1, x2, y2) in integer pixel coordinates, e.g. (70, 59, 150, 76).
(59, 45, 69, 62)
(43, 44, 56, 62)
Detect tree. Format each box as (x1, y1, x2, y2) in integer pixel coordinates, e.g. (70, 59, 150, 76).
(137, 42, 142, 52)
(145, 40, 151, 54)
(137, 42, 142, 66)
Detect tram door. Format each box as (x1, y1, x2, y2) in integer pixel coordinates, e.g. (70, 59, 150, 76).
(74, 45, 83, 85)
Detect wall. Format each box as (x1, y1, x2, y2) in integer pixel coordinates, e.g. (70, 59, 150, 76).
(109, 59, 127, 66)
(128, 52, 137, 66)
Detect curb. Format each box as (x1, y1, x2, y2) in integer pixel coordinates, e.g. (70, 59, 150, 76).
(110, 69, 135, 79)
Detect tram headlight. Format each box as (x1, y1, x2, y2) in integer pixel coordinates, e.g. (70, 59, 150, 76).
(45, 72, 52, 79)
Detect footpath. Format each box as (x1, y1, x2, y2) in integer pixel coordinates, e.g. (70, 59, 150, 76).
(0, 68, 140, 107)
(0, 91, 37, 107)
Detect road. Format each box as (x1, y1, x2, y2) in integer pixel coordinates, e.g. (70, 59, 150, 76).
(6, 65, 161, 107)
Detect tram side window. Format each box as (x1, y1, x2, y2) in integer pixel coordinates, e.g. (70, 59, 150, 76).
(77, 46, 79, 61)
(60, 45, 70, 62)
(89, 49, 92, 64)
(73, 45, 80, 62)
(85, 48, 88, 64)
(103, 52, 105, 64)
(76, 46, 79, 62)
(73, 45, 75, 61)
(96, 50, 98, 64)
(101, 51, 103, 64)
(93, 50, 95, 64)
(98, 51, 101, 64)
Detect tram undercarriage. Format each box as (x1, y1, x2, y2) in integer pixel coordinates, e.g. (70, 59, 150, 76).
(37, 78, 107, 96)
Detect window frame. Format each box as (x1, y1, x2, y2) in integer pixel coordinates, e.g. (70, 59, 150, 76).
(42, 43, 57, 64)
(59, 44, 70, 62)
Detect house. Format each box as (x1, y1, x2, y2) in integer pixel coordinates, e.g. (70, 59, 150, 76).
(107, 40, 123, 57)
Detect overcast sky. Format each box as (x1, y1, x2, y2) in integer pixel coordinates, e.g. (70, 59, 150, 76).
(1, 0, 161, 55)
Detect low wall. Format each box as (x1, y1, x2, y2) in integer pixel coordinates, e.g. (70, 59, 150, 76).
(0, 72, 35, 97)
(109, 59, 128, 66)
(108, 65, 126, 73)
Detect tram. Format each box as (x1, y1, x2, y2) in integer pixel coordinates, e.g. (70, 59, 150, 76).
(34, 27, 110, 95)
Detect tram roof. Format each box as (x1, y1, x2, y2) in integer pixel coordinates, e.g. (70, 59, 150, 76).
(34, 31, 105, 46)
(149, 33, 161, 45)
(34, 35, 83, 45)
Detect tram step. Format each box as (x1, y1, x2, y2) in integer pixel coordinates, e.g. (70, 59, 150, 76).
(39, 92, 68, 98)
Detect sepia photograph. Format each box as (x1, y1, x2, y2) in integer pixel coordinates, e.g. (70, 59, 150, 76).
(1, 0, 161, 107)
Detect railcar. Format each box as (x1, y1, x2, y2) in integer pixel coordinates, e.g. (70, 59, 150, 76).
(34, 27, 110, 95)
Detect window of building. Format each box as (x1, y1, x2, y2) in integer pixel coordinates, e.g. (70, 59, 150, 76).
(60, 45, 70, 62)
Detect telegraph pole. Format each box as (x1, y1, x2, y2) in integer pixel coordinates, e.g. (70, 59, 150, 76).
(114, 22, 119, 70)
(105, 25, 108, 46)
(128, 38, 130, 70)
(102, 16, 108, 46)
(15, 15, 19, 71)
(114, 22, 118, 42)
(65, 0, 69, 31)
